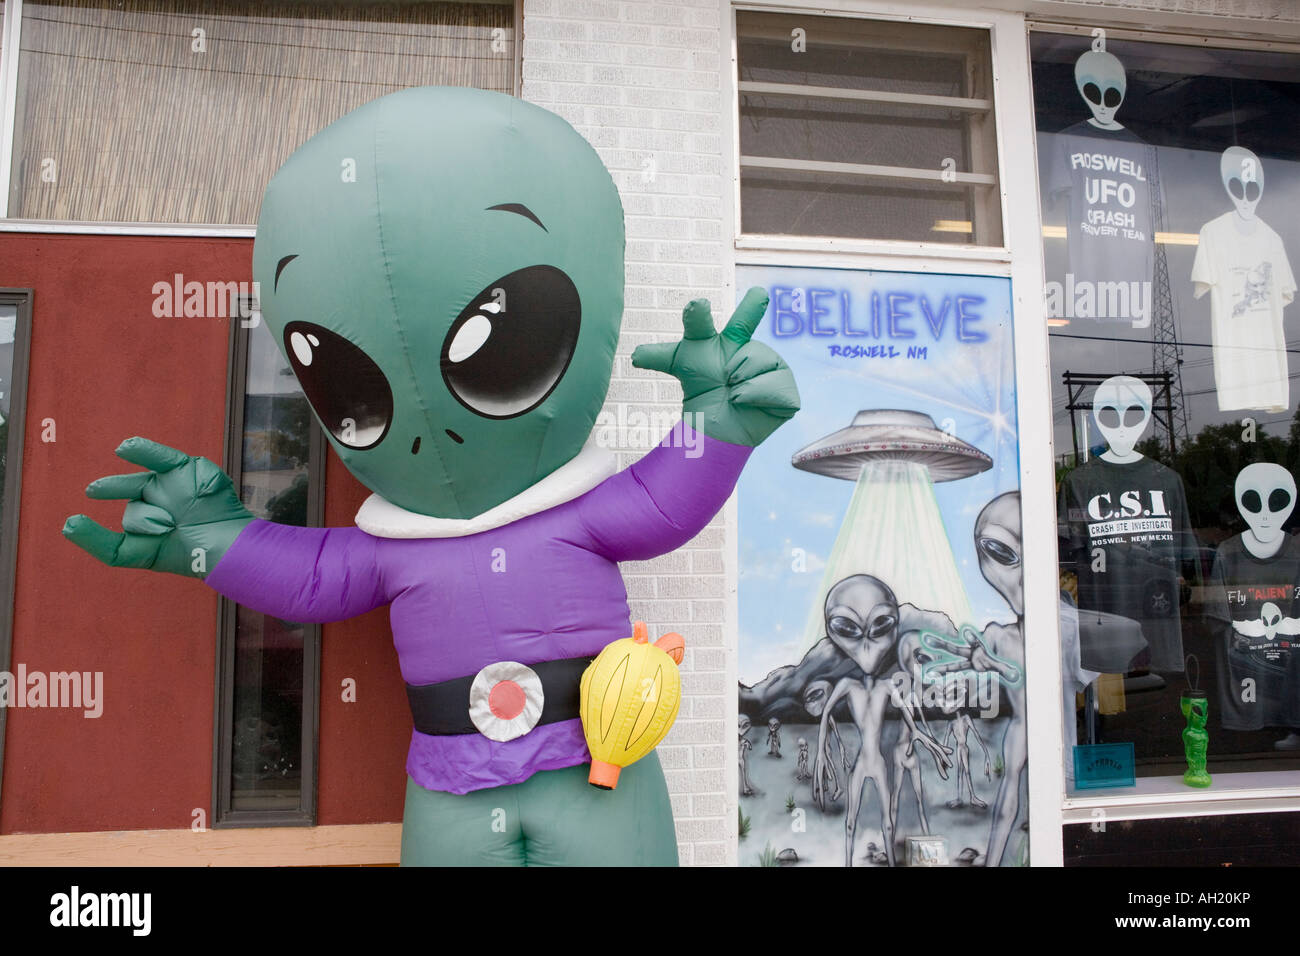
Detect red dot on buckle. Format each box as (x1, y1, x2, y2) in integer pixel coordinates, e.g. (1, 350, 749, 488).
(488, 680, 526, 720)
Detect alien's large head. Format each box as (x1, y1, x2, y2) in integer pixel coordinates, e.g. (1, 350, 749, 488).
(824, 574, 899, 678)
(1221, 146, 1264, 221)
(253, 87, 625, 519)
(802, 679, 833, 718)
(1093, 375, 1152, 459)
(975, 491, 1023, 618)
(1235, 462, 1295, 546)
(1074, 50, 1126, 128)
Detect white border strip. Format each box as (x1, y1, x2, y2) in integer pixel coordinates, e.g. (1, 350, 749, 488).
(0, 0, 22, 219)
(0, 219, 255, 237)
(1064, 771, 1300, 824)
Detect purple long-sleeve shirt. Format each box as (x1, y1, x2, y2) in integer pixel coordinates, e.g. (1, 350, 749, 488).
(206, 422, 751, 794)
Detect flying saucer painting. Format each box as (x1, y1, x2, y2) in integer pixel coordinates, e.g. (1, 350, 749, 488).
(792, 410, 992, 482)
(793, 409, 992, 643)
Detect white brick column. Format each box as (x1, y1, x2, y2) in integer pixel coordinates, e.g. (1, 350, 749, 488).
(521, 0, 733, 865)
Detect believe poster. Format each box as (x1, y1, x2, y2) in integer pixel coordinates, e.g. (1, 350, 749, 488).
(736, 265, 1026, 867)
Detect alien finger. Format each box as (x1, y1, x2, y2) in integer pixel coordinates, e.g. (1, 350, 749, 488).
(680, 298, 717, 341)
(928, 660, 974, 676)
(724, 342, 784, 383)
(192, 457, 238, 498)
(62, 514, 126, 566)
(728, 369, 800, 417)
(630, 341, 679, 375)
(721, 286, 769, 345)
(115, 436, 191, 473)
(923, 636, 972, 657)
(122, 500, 177, 536)
(85, 471, 153, 501)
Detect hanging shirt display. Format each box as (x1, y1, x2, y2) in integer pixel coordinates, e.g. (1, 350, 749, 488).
(1058, 456, 1198, 673)
(1045, 122, 1159, 325)
(1206, 533, 1300, 731)
(1060, 600, 1101, 785)
(1191, 212, 1297, 413)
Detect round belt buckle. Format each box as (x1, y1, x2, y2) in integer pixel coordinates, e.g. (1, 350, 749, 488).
(468, 662, 544, 741)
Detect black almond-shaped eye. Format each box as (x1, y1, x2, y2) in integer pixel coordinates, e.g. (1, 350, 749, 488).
(1103, 86, 1122, 107)
(828, 616, 863, 641)
(1083, 82, 1102, 105)
(441, 265, 580, 419)
(867, 614, 896, 639)
(283, 321, 393, 450)
(1269, 488, 1292, 512)
(979, 535, 1021, 567)
(1123, 406, 1145, 427)
(1229, 178, 1246, 200)
(1242, 489, 1263, 514)
(1246, 180, 1262, 201)
(1098, 407, 1120, 428)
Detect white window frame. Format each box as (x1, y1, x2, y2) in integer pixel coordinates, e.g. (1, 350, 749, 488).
(724, 0, 1065, 866)
(1028, 17, 1300, 830)
(725, 0, 1300, 867)
(728, 0, 1300, 868)
(731, 0, 1015, 267)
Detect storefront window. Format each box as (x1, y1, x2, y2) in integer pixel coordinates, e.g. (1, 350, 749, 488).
(1034, 30, 1300, 790)
(215, 305, 324, 823)
(7, 0, 515, 224)
(0, 289, 32, 810)
(736, 11, 1002, 246)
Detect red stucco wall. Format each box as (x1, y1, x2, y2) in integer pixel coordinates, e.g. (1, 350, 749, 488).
(0, 233, 407, 835)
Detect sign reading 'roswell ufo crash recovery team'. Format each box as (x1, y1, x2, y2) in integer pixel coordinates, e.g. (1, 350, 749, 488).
(735, 265, 1027, 868)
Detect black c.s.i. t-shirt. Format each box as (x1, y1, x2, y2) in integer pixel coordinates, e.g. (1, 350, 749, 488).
(1059, 455, 1199, 673)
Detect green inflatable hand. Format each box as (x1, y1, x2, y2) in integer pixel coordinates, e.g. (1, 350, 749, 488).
(631, 287, 800, 447)
(62, 437, 254, 578)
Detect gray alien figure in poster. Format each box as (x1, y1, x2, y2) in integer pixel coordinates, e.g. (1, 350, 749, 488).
(736, 266, 1026, 867)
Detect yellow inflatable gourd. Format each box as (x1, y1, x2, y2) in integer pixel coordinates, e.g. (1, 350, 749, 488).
(580, 621, 684, 789)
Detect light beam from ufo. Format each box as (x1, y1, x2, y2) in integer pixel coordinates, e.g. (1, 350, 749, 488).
(792, 409, 992, 651)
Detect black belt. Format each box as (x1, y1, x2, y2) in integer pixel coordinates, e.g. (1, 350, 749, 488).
(406, 656, 594, 737)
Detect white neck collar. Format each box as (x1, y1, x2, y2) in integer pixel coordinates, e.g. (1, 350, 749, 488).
(354, 439, 618, 538)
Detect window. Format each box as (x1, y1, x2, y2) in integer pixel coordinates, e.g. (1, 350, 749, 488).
(0, 287, 32, 811)
(214, 300, 325, 825)
(1034, 29, 1300, 791)
(8, 0, 516, 224)
(736, 10, 1002, 246)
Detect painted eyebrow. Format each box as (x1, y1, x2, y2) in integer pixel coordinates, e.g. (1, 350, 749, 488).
(274, 254, 299, 292)
(486, 203, 547, 232)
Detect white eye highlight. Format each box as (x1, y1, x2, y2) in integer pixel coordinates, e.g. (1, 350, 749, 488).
(290, 331, 314, 366)
(448, 314, 492, 363)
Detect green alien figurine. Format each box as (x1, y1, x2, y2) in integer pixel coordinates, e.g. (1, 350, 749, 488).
(1181, 690, 1212, 788)
(63, 87, 800, 865)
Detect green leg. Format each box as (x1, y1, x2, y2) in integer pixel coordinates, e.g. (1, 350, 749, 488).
(399, 775, 526, 866)
(398, 753, 679, 867)
(517, 752, 678, 867)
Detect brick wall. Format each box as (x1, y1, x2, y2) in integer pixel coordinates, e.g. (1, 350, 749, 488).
(520, 0, 733, 865)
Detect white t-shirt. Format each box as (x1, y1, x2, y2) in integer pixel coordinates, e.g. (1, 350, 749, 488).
(1059, 601, 1100, 786)
(1192, 212, 1296, 412)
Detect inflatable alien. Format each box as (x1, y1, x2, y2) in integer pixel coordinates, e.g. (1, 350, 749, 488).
(62, 87, 799, 865)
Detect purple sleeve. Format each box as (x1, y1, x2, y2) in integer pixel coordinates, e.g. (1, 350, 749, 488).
(577, 420, 752, 562)
(205, 520, 390, 623)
